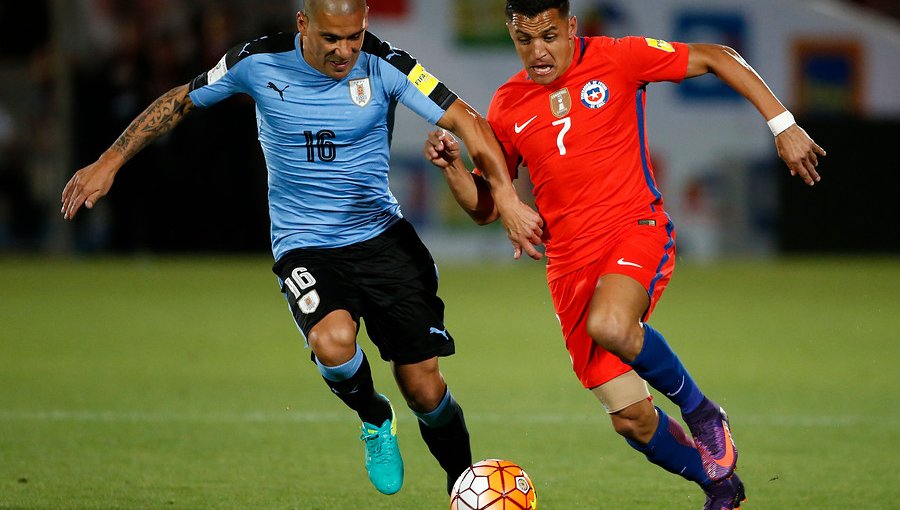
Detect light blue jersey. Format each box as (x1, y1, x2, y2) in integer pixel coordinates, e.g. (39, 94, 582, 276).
(188, 32, 457, 260)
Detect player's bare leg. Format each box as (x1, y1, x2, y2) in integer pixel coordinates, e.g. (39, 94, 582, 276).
(393, 358, 472, 494)
(308, 310, 392, 427)
(607, 394, 657, 443)
(308, 310, 358, 365)
(598, 380, 744, 508)
(308, 310, 401, 494)
(592, 377, 708, 485)
(585, 274, 651, 362)
(587, 274, 743, 506)
(392, 357, 446, 411)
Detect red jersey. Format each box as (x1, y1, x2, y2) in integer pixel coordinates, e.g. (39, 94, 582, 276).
(487, 36, 689, 280)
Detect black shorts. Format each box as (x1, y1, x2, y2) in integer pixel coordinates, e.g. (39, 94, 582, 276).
(272, 218, 455, 364)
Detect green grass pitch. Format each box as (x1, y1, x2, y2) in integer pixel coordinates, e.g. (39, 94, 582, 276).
(1, 256, 898, 509)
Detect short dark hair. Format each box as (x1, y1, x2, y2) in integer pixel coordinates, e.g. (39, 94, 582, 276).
(505, 0, 570, 21)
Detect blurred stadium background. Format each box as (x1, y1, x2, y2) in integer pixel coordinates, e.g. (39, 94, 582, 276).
(1, 0, 898, 257)
(1, 1, 899, 508)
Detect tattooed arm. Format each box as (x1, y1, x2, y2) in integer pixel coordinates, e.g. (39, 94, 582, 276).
(61, 84, 195, 220)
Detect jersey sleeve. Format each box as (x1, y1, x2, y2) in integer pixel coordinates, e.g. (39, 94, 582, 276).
(363, 32, 458, 125)
(614, 36, 690, 86)
(188, 42, 252, 108)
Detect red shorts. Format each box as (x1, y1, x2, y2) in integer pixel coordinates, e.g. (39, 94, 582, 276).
(548, 218, 676, 389)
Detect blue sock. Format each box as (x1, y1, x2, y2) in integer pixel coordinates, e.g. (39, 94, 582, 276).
(413, 387, 459, 428)
(316, 344, 364, 381)
(628, 323, 705, 414)
(413, 388, 472, 493)
(626, 407, 711, 486)
(315, 346, 390, 425)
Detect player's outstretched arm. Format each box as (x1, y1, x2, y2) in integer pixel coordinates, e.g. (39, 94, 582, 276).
(436, 99, 544, 260)
(61, 84, 196, 220)
(685, 43, 826, 186)
(424, 129, 498, 224)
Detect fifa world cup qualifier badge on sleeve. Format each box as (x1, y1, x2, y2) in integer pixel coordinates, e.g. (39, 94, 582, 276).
(645, 37, 675, 52)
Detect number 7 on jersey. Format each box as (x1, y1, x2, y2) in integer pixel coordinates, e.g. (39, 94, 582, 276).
(552, 117, 571, 156)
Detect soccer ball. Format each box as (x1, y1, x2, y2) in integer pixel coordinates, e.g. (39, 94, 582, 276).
(450, 459, 537, 510)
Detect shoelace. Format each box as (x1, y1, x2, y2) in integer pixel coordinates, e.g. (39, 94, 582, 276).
(361, 430, 396, 465)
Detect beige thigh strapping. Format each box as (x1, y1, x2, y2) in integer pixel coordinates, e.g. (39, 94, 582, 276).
(590, 370, 650, 413)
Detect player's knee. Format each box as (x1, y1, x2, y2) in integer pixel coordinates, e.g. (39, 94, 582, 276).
(403, 385, 445, 413)
(308, 323, 357, 365)
(586, 313, 640, 358)
(399, 379, 445, 412)
(396, 367, 445, 412)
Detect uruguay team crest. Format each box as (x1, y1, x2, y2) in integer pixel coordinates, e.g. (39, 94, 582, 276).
(549, 88, 571, 118)
(349, 77, 371, 107)
(580, 80, 610, 109)
(299, 290, 320, 314)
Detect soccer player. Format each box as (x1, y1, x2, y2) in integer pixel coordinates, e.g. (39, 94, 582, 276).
(425, 1, 825, 508)
(60, 0, 543, 496)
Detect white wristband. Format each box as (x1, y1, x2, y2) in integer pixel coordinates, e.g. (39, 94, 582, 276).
(767, 111, 796, 137)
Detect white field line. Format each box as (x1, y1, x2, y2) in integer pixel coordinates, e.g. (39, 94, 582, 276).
(0, 409, 890, 427)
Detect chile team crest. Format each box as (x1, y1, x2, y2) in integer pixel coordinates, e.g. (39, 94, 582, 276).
(580, 80, 610, 109)
(349, 77, 371, 107)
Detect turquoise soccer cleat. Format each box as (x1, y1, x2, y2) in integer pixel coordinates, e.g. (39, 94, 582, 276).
(359, 398, 403, 495)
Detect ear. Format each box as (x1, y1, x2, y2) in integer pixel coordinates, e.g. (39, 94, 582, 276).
(362, 6, 369, 30)
(569, 15, 578, 39)
(296, 11, 308, 34)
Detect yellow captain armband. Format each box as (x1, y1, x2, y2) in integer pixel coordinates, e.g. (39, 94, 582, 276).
(407, 64, 439, 96)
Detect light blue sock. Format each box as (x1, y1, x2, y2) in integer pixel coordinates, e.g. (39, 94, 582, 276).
(315, 345, 390, 426)
(413, 388, 459, 428)
(316, 344, 364, 382)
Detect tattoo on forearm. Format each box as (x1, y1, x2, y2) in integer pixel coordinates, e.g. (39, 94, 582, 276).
(112, 87, 194, 161)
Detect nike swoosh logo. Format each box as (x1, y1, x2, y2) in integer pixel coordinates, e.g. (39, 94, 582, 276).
(617, 258, 643, 268)
(665, 376, 686, 397)
(711, 418, 737, 470)
(514, 115, 538, 134)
